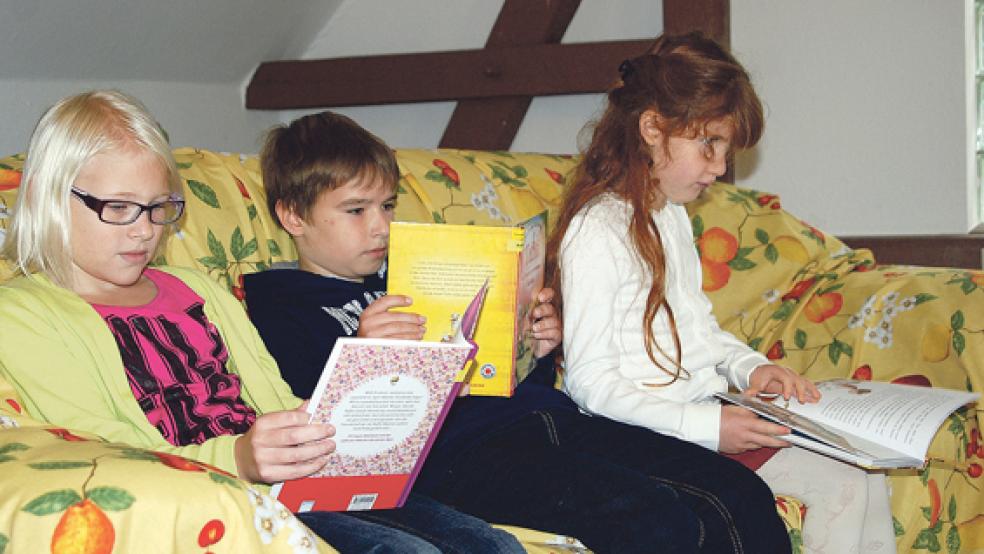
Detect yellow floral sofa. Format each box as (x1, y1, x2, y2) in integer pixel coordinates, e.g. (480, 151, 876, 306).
(3, 146, 978, 552)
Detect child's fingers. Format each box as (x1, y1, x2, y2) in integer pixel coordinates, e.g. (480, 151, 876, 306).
(531, 301, 556, 321)
(364, 294, 414, 315)
(742, 385, 762, 397)
(380, 326, 426, 340)
(262, 440, 336, 481)
(359, 311, 425, 338)
(536, 287, 555, 304)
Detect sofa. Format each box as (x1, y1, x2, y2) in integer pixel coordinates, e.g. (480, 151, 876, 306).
(0, 146, 979, 552)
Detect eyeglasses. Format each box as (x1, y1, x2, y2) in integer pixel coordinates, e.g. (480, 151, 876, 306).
(697, 136, 730, 160)
(71, 186, 185, 225)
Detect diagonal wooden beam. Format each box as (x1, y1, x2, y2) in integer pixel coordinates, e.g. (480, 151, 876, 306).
(246, 39, 653, 111)
(663, 0, 732, 181)
(439, 0, 581, 149)
(663, 0, 730, 47)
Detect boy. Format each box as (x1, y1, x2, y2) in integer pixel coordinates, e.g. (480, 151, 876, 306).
(245, 111, 790, 554)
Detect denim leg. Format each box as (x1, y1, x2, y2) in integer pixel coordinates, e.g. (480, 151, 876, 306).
(296, 510, 440, 554)
(417, 410, 790, 554)
(418, 412, 703, 553)
(346, 493, 526, 554)
(544, 411, 792, 554)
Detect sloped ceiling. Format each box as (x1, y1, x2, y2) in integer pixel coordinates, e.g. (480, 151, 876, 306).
(0, 0, 344, 83)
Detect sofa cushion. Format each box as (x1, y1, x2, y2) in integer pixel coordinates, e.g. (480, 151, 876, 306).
(687, 183, 984, 551)
(0, 425, 336, 553)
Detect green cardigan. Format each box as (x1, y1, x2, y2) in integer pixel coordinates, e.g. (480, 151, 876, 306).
(0, 266, 300, 477)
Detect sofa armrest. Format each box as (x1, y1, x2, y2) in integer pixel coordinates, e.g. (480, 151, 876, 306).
(0, 426, 337, 553)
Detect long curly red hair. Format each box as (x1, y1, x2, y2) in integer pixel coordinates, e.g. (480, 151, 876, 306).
(546, 32, 764, 383)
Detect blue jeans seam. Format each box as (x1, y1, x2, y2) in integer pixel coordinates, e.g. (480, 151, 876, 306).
(534, 410, 562, 446)
(652, 477, 743, 553)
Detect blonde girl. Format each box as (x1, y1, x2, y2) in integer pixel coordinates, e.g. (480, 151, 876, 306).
(0, 90, 517, 554)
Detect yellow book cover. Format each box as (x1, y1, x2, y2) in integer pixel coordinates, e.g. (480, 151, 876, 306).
(388, 212, 547, 397)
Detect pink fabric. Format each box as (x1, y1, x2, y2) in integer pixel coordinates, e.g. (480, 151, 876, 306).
(92, 269, 256, 446)
(723, 446, 780, 471)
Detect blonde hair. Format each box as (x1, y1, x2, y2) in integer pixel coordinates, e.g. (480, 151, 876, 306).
(1, 90, 182, 287)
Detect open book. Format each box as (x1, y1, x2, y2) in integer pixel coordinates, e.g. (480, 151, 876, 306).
(716, 379, 979, 469)
(387, 211, 547, 397)
(271, 283, 488, 512)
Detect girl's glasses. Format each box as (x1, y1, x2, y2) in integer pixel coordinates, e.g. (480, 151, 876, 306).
(697, 136, 729, 160)
(71, 186, 185, 225)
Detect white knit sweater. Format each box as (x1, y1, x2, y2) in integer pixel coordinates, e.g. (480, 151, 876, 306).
(559, 194, 769, 450)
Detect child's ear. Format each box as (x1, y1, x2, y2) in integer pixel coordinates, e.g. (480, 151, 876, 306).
(639, 110, 662, 147)
(275, 201, 305, 237)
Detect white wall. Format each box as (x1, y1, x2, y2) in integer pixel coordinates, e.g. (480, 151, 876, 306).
(0, 0, 341, 157)
(0, 80, 278, 156)
(731, 0, 974, 235)
(292, 0, 975, 236)
(282, 0, 662, 154)
(1, 0, 971, 236)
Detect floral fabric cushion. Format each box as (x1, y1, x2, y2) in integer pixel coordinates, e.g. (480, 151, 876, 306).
(0, 391, 336, 554)
(0, 150, 605, 554)
(688, 185, 984, 552)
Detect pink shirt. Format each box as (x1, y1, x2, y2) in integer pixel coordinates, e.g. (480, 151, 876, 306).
(92, 269, 256, 446)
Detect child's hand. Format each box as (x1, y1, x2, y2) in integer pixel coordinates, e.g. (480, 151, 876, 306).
(234, 406, 335, 484)
(530, 288, 562, 359)
(719, 405, 791, 454)
(745, 364, 820, 404)
(358, 295, 426, 340)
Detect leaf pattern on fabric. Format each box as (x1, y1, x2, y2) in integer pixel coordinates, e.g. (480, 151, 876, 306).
(7, 146, 984, 550)
(188, 179, 221, 209)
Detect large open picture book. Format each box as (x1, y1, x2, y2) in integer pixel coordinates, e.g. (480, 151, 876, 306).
(271, 283, 488, 512)
(716, 379, 979, 469)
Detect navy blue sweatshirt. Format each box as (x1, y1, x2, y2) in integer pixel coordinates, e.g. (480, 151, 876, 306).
(243, 265, 576, 455)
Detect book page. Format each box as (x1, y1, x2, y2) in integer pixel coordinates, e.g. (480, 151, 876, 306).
(305, 338, 472, 478)
(783, 379, 979, 459)
(716, 392, 921, 467)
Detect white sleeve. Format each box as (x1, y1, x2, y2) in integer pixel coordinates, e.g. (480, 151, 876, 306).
(560, 209, 721, 450)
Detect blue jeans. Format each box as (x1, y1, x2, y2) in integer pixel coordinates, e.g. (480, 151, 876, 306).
(297, 493, 524, 554)
(415, 409, 791, 554)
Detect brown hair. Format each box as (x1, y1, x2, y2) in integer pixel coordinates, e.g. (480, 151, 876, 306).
(260, 111, 399, 228)
(546, 32, 764, 383)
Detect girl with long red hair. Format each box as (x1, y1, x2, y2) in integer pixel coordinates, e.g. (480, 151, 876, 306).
(549, 33, 895, 554)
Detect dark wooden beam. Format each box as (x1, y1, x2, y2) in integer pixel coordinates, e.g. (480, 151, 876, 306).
(663, 0, 732, 181)
(841, 235, 984, 270)
(663, 0, 730, 47)
(246, 39, 652, 110)
(440, 0, 581, 150)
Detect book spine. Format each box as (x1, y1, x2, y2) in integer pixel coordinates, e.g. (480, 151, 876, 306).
(397, 382, 464, 506)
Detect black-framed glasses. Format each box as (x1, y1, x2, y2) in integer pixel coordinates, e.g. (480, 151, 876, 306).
(71, 186, 185, 225)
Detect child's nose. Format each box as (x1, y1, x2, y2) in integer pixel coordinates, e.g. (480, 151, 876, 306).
(371, 209, 390, 236)
(709, 153, 727, 178)
(128, 211, 155, 239)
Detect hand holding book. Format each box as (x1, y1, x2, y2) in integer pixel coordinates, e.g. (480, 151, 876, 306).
(719, 404, 792, 454)
(717, 379, 980, 469)
(744, 363, 821, 405)
(271, 284, 489, 512)
(357, 294, 426, 341)
(527, 287, 562, 359)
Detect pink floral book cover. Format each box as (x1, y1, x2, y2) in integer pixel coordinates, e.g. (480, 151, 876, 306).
(272, 284, 486, 512)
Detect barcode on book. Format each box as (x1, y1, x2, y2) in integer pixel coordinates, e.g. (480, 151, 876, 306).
(347, 493, 378, 511)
